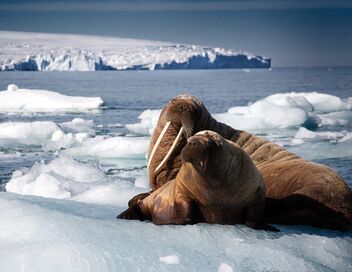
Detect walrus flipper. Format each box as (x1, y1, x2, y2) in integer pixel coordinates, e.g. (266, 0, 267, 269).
(128, 192, 152, 207)
(244, 200, 280, 232)
(117, 203, 149, 221)
(264, 194, 352, 231)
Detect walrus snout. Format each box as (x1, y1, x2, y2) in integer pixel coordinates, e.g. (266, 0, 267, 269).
(150, 95, 204, 173)
(181, 135, 213, 173)
(164, 95, 203, 138)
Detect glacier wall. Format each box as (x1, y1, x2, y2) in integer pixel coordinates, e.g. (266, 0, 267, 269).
(0, 32, 270, 71)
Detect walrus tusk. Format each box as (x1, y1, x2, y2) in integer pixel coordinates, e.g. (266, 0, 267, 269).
(148, 121, 171, 169)
(155, 126, 184, 173)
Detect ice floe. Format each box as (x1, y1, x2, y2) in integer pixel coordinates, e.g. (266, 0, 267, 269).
(5, 156, 105, 199)
(0, 84, 103, 112)
(0, 120, 92, 151)
(0, 192, 351, 271)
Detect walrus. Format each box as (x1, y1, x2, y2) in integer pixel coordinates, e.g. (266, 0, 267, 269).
(119, 131, 277, 231)
(131, 95, 352, 231)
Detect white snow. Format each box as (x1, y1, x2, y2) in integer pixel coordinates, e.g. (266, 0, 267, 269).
(0, 31, 270, 71)
(0, 84, 103, 112)
(219, 263, 234, 272)
(159, 255, 180, 265)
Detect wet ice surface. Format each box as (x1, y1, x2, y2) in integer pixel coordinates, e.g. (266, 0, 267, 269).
(0, 69, 351, 271)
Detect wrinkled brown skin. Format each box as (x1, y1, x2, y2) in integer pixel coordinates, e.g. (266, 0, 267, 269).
(119, 131, 277, 231)
(132, 95, 352, 231)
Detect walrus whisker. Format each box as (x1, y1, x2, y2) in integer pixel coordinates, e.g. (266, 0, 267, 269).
(155, 126, 184, 173)
(147, 121, 171, 169)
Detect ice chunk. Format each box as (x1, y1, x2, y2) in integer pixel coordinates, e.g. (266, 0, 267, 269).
(294, 127, 347, 142)
(0, 85, 103, 112)
(63, 136, 149, 159)
(134, 175, 149, 189)
(218, 263, 234, 272)
(60, 118, 95, 133)
(216, 100, 310, 131)
(0, 121, 92, 151)
(5, 156, 105, 199)
(159, 255, 180, 265)
(126, 109, 162, 135)
(265, 92, 352, 113)
(0, 121, 61, 146)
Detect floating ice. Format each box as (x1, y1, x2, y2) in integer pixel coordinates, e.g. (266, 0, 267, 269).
(134, 175, 150, 189)
(126, 109, 162, 135)
(0, 192, 351, 271)
(0, 120, 92, 151)
(294, 127, 347, 142)
(219, 263, 234, 272)
(63, 136, 149, 159)
(0, 121, 62, 146)
(5, 156, 105, 199)
(159, 255, 180, 265)
(0, 84, 103, 112)
(59, 118, 95, 133)
(215, 100, 310, 131)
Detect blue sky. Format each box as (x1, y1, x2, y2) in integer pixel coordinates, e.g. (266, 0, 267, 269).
(1, 0, 351, 67)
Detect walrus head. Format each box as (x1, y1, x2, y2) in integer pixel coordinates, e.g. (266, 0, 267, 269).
(148, 95, 208, 172)
(181, 131, 223, 174)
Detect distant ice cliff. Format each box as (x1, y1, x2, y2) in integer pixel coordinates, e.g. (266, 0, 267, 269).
(0, 31, 270, 71)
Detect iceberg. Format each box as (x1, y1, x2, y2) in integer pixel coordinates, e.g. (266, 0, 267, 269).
(0, 84, 103, 112)
(0, 31, 270, 71)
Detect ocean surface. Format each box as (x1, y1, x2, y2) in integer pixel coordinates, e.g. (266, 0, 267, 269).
(0, 68, 351, 271)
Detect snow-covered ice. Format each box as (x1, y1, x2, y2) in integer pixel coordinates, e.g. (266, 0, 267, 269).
(0, 31, 270, 71)
(0, 191, 351, 272)
(0, 121, 61, 146)
(159, 255, 180, 265)
(5, 156, 106, 199)
(0, 84, 103, 112)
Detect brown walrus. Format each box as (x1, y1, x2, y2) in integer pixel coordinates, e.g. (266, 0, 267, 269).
(119, 131, 277, 231)
(131, 95, 352, 231)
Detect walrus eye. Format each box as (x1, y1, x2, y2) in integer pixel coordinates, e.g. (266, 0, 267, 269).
(171, 99, 176, 105)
